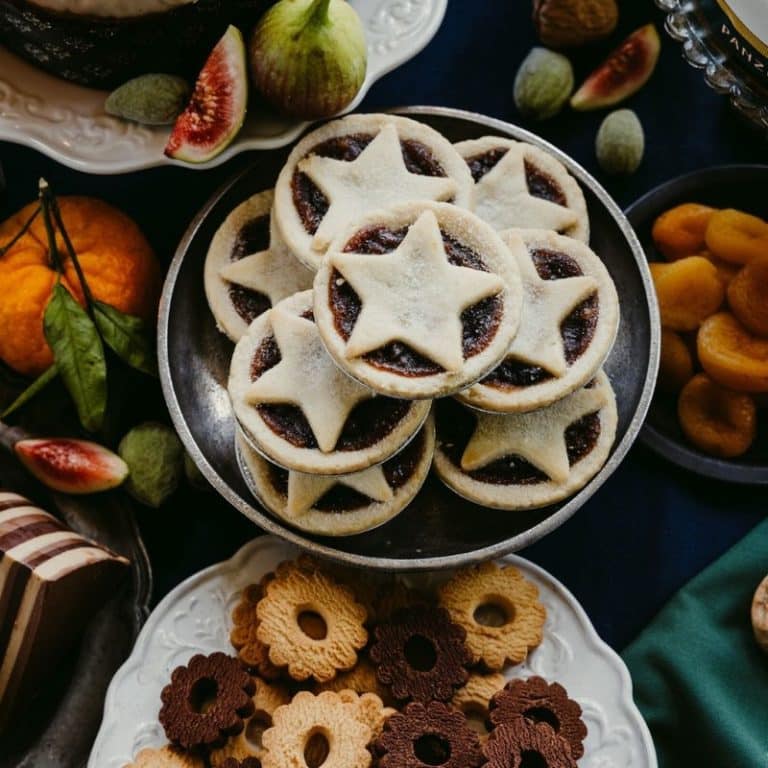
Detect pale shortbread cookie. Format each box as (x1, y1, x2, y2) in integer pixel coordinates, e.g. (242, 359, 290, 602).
(236, 415, 435, 537)
(435, 370, 618, 510)
(458, 229, 619, 413)
(204, 189, 313, 342)
(313, 202, 523, 400)
(456, 136, 589, 242)
(274, 113, 474, 270)
(229, 291, 430, 475)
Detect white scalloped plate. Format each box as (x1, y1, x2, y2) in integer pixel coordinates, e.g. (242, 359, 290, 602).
(89, 537, 657, 767)
(0, 0, 446, 174)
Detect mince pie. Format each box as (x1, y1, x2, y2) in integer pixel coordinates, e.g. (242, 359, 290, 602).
(434, 370, 618, 510)
(458, 229, 619, 413)
(273, 113, 474, 269)
(229, 291, 430, 475)
(204, 189, 314, 342)
(236, 415, 435, 536)
(313, 202, 523, 399)
(456, 137, 589, 242)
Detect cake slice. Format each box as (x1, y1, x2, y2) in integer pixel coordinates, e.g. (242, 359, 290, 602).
(0, 490, 130, 735)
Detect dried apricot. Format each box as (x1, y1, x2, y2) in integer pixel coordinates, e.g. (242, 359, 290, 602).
(658, 329, 694, 393)
(652, 203, 717, 260)
(678, 373, 756, 458)
(699, 251, 740, 288)
(650, 257, 725, 331)
(698, 312, 768, 393)
(727, 256, 768, 338)
(705, 209, 768, 265)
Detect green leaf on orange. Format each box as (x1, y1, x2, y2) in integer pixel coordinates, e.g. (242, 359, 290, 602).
(94, 301, 157, 377)
(44, 282, 107, 433)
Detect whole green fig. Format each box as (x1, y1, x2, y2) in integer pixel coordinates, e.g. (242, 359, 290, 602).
(596, 109, 645, 175)
(250, 0, 368, 119)
(514, 47, 574, 121)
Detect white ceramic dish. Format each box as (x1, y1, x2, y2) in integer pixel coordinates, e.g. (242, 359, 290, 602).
(89, 536, 657, 767)
(0, 0, 447, 174)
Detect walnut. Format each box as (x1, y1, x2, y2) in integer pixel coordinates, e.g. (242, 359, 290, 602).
(533, 0, 619, 48)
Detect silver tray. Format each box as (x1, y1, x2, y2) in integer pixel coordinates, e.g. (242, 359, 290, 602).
(159, 106, 660, 571)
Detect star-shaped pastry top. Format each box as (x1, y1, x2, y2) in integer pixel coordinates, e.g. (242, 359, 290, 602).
(505, 248, 597, 376)
(299, 123, 459, 251)
(246, 307, 373, 453)
(474, 145, 579, 233)
(460, 385, 607, 483)
(329, 210, 505, 373)
(286, 465, 394, 517)
(219, 246, 313, 307)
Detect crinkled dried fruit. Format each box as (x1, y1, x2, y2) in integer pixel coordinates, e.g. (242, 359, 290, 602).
(650, 256, 725, 331)
(514, 48, 574, 120)
(705, 209, 768, 265)
(106, 74, 190, 126)
(678, 373, 756, 458)
(533, 0, 618, 49)
(571, 24, 661, 110)
(658, 329, 694, 394)
(652, 203, 717, 261)
(595, 109, 644, 175)
(727, 256, 768, 337)
(698, 313, 768, 393)
(701, 251, 740, 287)
(14, 437, 128, 494)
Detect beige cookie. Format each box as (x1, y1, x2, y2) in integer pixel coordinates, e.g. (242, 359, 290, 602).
(337, 689, 397, 741)
(123, 746, 204, 768)
(452, 671, 508, 725)
(753, 574, 768, 653)
(230, 581, 283, 680)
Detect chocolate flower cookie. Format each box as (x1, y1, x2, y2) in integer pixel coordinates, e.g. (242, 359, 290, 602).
(159, 653, 255, 751)
(375, 701, 484, 768)
(490, 677, 587, 760)
(370, 605, 471, 702)
(483, 719, 576, 768)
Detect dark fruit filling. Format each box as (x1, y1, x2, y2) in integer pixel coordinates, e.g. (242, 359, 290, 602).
(231, 214, 271, 261)
(483, 249, 598, 389)
(465, 149, 568, 207)
(229, 285, 271, 324)
(329, 225, 503, 377)
(292, 134, 448, 234)
(267, 428, 426, 513)
(249, 326, 411, 450)
(436, 400, 601, 486)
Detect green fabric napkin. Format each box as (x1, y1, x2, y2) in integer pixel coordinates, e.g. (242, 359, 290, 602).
(623, 518, 768, 768)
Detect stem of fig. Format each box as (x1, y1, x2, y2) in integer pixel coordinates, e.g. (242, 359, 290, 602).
(304, 0, 331, 27)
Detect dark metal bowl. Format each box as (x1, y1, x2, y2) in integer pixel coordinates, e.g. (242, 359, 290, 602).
(627, 164, 768, 485)
(158, 107, 660, 570)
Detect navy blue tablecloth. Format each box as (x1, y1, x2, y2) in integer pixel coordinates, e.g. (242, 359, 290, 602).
(0, 0, 765, 651)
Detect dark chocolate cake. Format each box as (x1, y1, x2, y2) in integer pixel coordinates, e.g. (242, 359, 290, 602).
(0, 0, 273, 88)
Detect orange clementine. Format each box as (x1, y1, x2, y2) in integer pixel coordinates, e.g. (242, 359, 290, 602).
(0, 197, 160, 376)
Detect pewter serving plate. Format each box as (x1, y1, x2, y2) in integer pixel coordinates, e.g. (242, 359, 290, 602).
(0, 0, 446, 174)
(628, 164, 768, 485)
(159, 107, 660, 570)
(89, 537, 657, 767)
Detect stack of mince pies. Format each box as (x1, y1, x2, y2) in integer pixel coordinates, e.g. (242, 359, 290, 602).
(204, 113, 621, 537)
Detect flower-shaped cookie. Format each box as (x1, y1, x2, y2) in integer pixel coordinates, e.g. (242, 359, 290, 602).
(159, 653, 255, 751)
(370, 605, 471, 702)
(490, 677, 587, 760)
(230, 581, 283, 680)
(256, 561, 368, 682)
(451, 671, 507, 731)
(375, 701, 484, 768)
(123, 746, 204, 768)
(483, 719, 576, 768)
(438, 562, 546, 669)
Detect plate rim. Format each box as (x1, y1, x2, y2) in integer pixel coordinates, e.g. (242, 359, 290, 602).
(158, 105, 661, 571)
(626, 163, 768, 486)
(0, 0, 448, 175)
(88, 535, 658, 768)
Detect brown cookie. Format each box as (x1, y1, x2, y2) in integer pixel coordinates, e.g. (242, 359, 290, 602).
(123, 746, 205, 768)
(375, 700, 484, 768)
(489, 676, 587, 760)
(159, 653, 256, 751)
(210, 677, 291, 768)
(370, 605, 471, 703)
(231, 581, 283, 680)
(261, 690, 372, 768)
(256, 561, 368, 682)
(483, 719, 576, 768)
(451, 671, 507, 735)
(373, 581, 428, 624)
(438, 562, 546, 669)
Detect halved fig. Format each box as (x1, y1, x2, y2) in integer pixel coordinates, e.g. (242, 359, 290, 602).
(571, 24, 661, 111)
(15, 437, 129, 494)
(165, 25, 248, 163)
